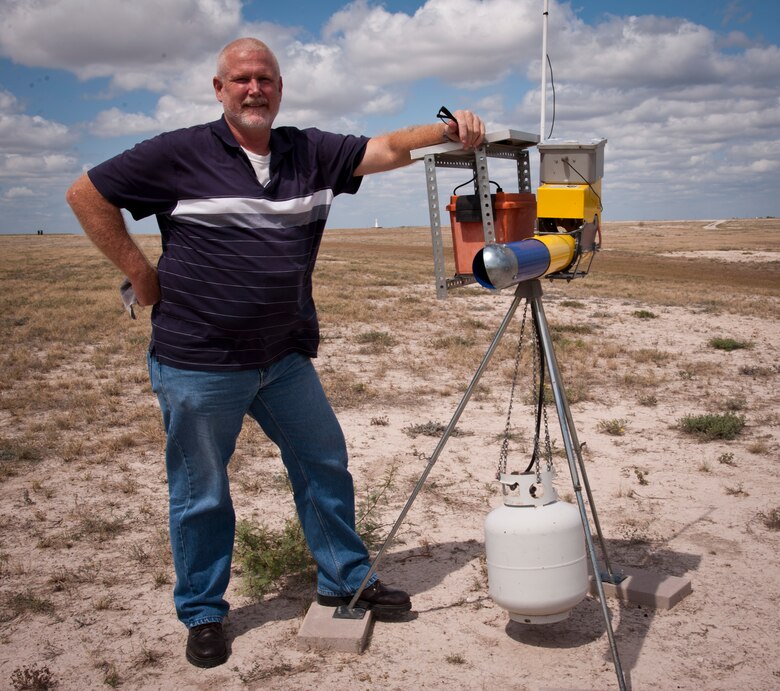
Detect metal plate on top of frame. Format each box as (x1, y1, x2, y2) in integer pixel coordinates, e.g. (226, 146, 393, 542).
(410, 129, 539, 161)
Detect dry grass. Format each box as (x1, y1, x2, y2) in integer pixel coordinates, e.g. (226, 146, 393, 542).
(2, 221, 777, 482)
(1, 219, 778, 688)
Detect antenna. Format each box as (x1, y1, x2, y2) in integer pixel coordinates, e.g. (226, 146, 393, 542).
(540, 0, 550, 141)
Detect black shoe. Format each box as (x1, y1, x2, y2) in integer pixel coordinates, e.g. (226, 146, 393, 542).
(317, 580, 412, 619)
(186, 622, 228, 668)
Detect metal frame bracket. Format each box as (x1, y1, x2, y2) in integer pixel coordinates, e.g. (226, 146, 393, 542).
(411, 129, 540, 299)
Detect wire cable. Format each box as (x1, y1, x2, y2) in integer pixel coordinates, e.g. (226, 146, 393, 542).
(563, 159, 603, 212)
(452, 176, 502, 196)
(546, 53, 556, 139)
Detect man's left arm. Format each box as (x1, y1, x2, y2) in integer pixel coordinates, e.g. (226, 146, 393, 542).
(354, 110, 485, 176)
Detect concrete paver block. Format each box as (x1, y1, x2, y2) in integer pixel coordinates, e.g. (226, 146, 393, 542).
(589, 564, 692, 609)
(297, 602, 374, 653)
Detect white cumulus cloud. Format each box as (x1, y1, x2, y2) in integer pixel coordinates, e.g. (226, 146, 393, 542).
(323, 0, 539, 85)
(2, 186, 35, 200)
(0, 113, 75, 154)
(0, 0, 242, 86)
(0, 0, 778, 229)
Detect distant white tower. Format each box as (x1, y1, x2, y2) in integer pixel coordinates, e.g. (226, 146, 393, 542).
(374, 217, 381, 228)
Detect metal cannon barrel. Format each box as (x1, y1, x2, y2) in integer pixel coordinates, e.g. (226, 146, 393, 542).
(472, 235, 576, 290)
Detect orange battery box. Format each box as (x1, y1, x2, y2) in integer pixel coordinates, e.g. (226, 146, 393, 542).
(447, 192, 537, 275)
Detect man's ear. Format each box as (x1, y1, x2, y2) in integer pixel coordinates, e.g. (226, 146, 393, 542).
(213, 76, 224, 103)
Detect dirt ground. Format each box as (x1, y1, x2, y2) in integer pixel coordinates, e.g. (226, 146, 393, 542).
(1, 220, 779, 690)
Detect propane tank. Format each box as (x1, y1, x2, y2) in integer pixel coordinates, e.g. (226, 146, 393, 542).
(485, 469, 588, 624)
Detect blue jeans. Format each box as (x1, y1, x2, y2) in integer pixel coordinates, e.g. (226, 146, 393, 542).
(147, 351, 375, 628)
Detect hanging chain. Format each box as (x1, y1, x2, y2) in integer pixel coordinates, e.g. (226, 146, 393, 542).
(496, 300, 530, 480)
(542, 387, 554, 473)
(530, 317, 555, 484)
(530, 320, 543, 485)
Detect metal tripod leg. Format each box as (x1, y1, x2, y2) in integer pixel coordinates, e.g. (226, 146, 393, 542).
(531, 290, 627, 691)
(338, 282, 533, 614)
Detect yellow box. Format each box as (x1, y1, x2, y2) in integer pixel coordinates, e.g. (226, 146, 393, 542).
(537, 182, 601, 222)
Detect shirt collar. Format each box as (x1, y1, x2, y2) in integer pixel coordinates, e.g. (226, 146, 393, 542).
(210, 116, 292, 157)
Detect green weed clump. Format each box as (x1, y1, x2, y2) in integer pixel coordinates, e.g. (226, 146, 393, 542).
(759, 507, 780, 531)
(10, 664, 57, 690)
(597, 418, 628, 436)
(708, 337, 753, 352)
(725, 483, 749, 497)
(678, 413, 745, 440)
(432, 334, 477, 349)
(0, 437, 42, 481)
(403, 421, 470, 438)
(1, 591, 55, 623)
(235, 518, 314, 599)
(354, 463, 398, 550)
(235, 463, 398, 598)
(739, 364, 776, 377)
(354, 330, 398, 353)
(638, 393, 658, 407)
(633, 309, 657, 319)
(550, 323, 595, 336)
(722, 396, 747, 412)
(717, 452, 737, 466)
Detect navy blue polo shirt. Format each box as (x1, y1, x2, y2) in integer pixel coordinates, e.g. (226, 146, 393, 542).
(89, 117, 369, 371)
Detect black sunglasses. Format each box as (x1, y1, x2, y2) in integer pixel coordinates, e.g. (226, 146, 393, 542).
(436, 106, 456, 124)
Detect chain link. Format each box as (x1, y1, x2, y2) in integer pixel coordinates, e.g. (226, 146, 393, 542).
(542, 390, 554, 473)
(530, 322, 543, 485)
(496, 301, 530, 480)
(497, 300, 556, 486)
(529, 317, 555, 484)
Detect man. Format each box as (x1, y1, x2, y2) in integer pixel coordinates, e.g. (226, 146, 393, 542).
(67, 37, 485, 668)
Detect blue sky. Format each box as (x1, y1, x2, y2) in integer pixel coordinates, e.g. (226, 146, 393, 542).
(1, 0, 779, 234)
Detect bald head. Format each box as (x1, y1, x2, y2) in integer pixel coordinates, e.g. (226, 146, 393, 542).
(217, 38, 280, 80)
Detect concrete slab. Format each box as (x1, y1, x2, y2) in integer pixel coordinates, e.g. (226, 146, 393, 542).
(297, 602, 374, 654)
(589, 565, 692, 610)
